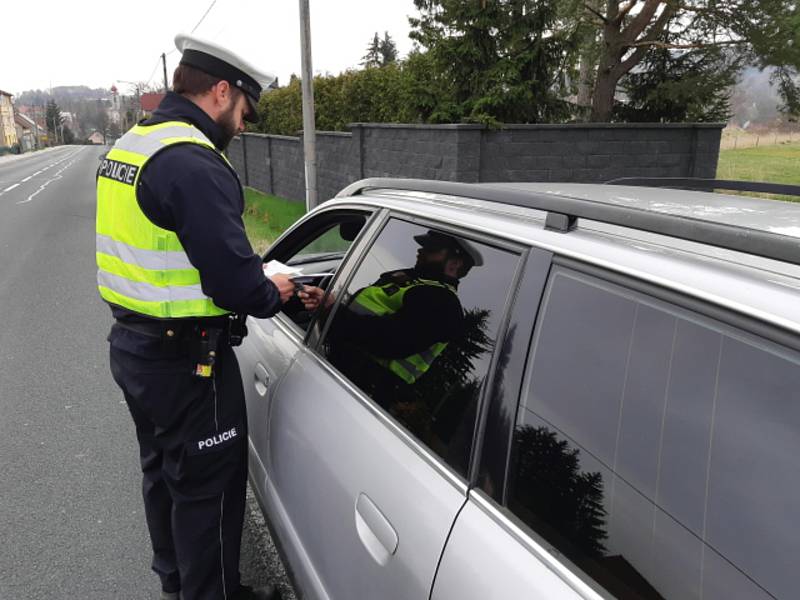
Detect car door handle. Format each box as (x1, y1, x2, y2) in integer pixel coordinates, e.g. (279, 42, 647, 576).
(355, 493, 398, 566)
(254, 363, 270, 396)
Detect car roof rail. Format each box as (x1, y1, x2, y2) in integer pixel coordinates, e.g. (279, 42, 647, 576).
(605, 177, 800, 198)
(336, 177, 800, 267)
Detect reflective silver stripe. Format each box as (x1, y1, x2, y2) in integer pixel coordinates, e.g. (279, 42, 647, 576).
(96, 234, 195, 270)
(420, 348, 437, 363)
(350, 301, 376, 316)
(113, 133, 164, 156)
(396, 358, 426, 378)
(143, 124, 213, 145)
(98, 270, 210, 302)
(115, 125, 214, 158)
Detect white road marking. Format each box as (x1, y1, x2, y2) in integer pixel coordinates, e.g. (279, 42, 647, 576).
(16, 148, 87, 205)
(0, 147, 87, 199)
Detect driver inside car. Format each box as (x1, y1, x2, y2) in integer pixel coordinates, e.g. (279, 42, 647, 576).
(298, 230, 483, 408)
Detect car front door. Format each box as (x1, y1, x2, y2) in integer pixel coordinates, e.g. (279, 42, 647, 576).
(236, 207, 375, 504)
(264, 216, 523, 600)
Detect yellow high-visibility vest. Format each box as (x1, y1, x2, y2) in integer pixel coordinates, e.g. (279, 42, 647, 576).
(95, 120, 233, 318)
(351, 277, 457, 384)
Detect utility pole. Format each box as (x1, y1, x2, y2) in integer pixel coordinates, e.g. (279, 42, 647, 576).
(299, 0, 318, 211)
(162, 53, 169, 93)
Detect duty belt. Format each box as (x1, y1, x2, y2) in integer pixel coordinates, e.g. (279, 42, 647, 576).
(113, 314, 247, 347)
(113, 315, 248, 378)
(114, 318, 225, 341)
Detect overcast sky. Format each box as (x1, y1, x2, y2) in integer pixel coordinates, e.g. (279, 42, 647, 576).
(3, 0, 418, 96)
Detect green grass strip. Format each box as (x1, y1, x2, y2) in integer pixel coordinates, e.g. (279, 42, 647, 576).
(243, 187, 306, 254)
(717, 143, 800, 202)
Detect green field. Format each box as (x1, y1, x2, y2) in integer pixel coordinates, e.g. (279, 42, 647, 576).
(717, 143, 800, 201)
(242, 187, 306, 253)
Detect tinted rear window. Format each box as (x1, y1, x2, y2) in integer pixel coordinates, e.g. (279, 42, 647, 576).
(507, 266, 799, 600)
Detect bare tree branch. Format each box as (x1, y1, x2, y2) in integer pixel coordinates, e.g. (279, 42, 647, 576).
(606, 0, 619, 22)
(628, 39, 744, 49)
(622, 0, 665, 44)
(617, 4, 673, 74)
(614, 0, 640, 24)
(584, 3, 608, 23)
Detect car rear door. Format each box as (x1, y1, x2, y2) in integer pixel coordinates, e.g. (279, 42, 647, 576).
(435, 255, 800, 600)
(263, 216, 524, 600)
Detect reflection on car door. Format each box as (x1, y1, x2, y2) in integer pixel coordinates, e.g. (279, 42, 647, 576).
(266, 351, 469, 600)
(237, 315, 303, 484)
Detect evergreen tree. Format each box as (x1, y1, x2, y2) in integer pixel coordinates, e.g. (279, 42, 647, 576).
(379, 31, 398, 65)
(61, 125, 76, 145)
(615, 38, 737, 123)
(361, 32, 382, 68)
(45, 99, 64, 145)
(512, 425, 608, 558)
(409, 0, 576, 124)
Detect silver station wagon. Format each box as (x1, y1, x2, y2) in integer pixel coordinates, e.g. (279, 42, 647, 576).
(236, 178, 800, 600)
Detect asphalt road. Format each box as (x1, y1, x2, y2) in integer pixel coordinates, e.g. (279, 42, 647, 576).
(0, 146, 295, 600)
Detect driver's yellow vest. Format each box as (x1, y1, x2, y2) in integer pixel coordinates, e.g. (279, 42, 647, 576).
(351, 277, 457, 384)
(95, 121, 231, 318)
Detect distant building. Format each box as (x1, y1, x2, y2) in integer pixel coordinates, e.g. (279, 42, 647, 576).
(87, 130, 105, 145)
(14, 113, 39, 152)
(17, 106, 48, 146)
(0, 90, 19, 149)
(140, 92, 165, 116)
(108, 85, 121, 124)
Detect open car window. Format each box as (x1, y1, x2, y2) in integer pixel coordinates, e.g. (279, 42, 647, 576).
(263, 210, 371, 331)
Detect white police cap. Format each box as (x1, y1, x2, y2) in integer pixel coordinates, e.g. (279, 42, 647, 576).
(175, 32, 276, 121)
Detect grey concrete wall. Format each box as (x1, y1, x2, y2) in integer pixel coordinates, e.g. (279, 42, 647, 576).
(317, 132, 359, 203)
(227, 137, 244, 179)
(227, 123, 724, 202)
(480, 124, 722, 183)
(356, 124, 484, 182)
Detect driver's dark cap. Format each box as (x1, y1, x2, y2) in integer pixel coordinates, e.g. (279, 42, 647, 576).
(175, 33, 276, 122)
(413, 231, 484, 267)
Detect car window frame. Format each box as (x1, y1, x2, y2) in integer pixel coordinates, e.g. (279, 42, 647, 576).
(259, 204, 382, 343)
(306, 210, 528, 485)
(472, 245, 553, 497)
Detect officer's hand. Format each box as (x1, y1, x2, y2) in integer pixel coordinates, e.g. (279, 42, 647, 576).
(297, 285, 332, 311)
(269, 274, 295, 303)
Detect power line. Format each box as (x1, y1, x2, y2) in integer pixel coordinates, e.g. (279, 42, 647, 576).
(190, 0, 218, 33)
(143, 56, 162, 87)
(163, 0, 219, 58)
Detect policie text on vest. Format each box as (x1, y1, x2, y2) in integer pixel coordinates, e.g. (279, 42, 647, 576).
(98, 158, 139, 186)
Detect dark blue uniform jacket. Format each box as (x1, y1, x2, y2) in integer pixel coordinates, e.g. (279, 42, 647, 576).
(109, 92, 281, 325)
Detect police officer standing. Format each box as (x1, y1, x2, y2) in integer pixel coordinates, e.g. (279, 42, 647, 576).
(96, 33, 294, 600)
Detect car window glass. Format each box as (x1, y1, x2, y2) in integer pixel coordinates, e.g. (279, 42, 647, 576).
(266, 212, 368, 330)
(319, 218, 520, 476)
(508, 265, 799, 600)
(289, 225, 354, 261)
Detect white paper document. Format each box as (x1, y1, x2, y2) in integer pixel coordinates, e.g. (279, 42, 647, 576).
(262, 260, 302, 277)
(262, 260, 334, 281)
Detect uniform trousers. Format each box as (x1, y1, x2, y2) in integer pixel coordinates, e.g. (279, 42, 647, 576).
(108, 324, 248, 600)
